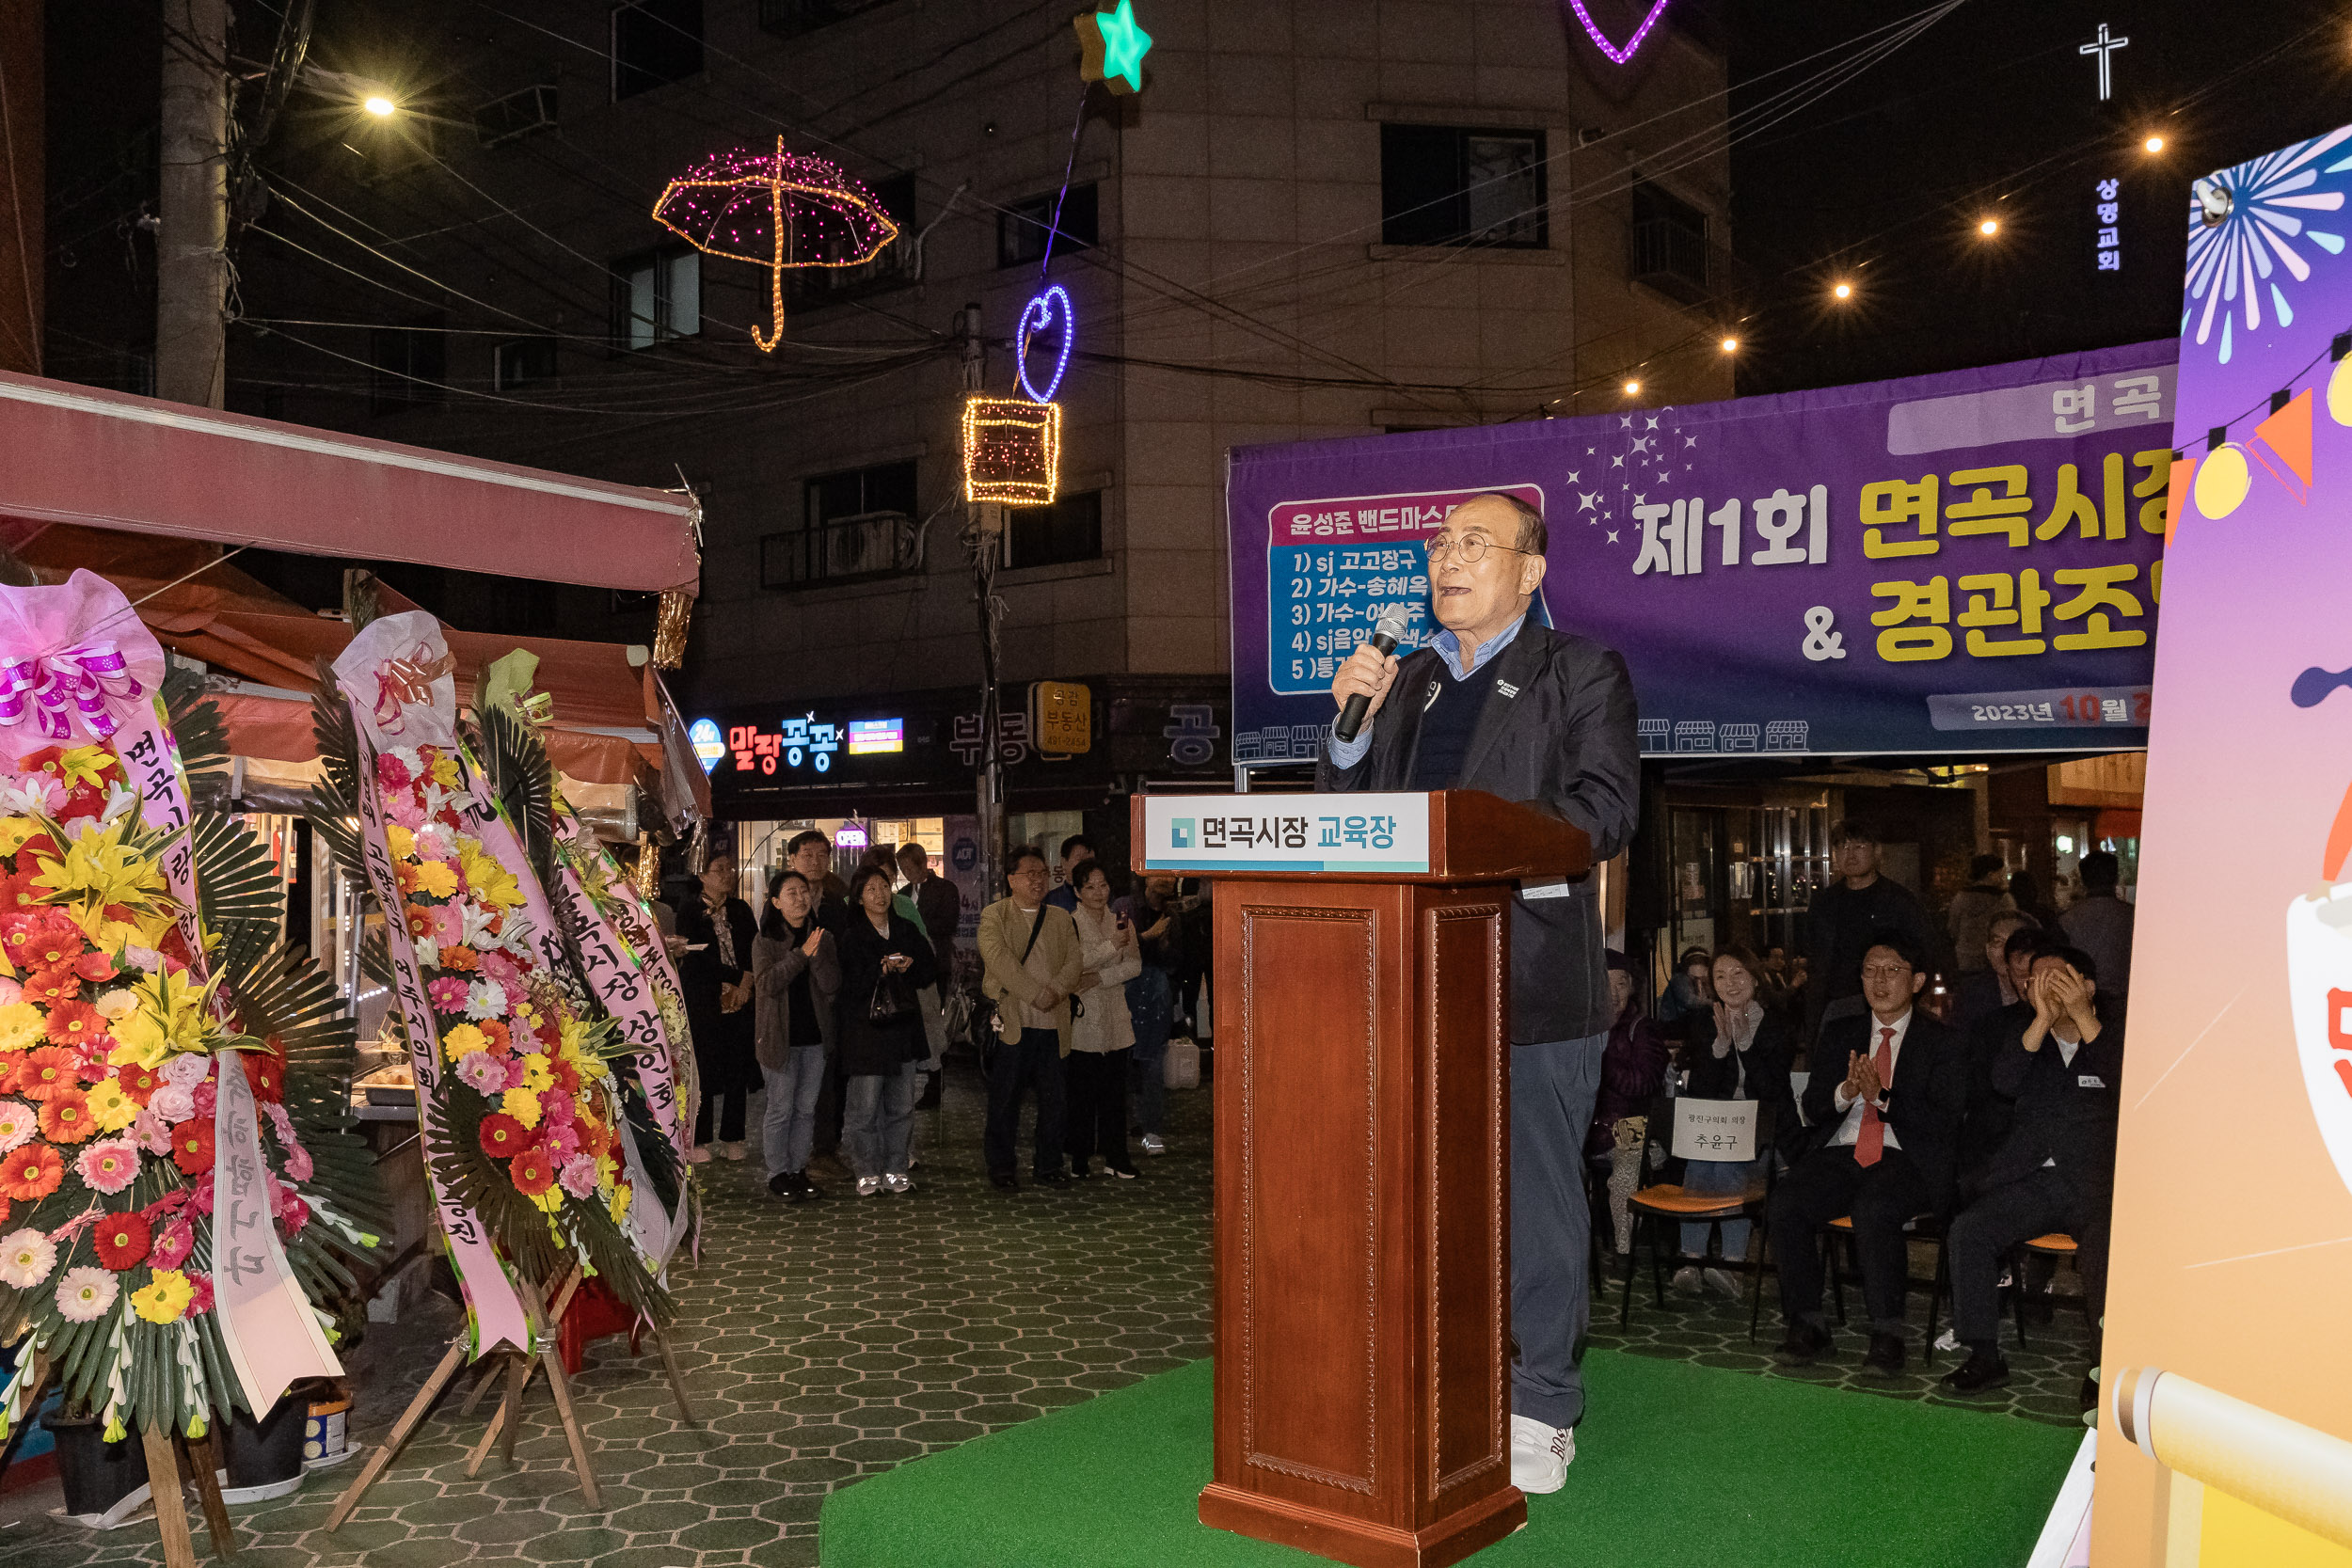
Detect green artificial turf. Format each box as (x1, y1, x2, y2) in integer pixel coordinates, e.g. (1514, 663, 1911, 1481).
(819, 1351, 2078, 1568)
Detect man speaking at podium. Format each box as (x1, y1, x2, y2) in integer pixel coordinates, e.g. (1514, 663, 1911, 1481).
(1319, 491, 1639, 1495)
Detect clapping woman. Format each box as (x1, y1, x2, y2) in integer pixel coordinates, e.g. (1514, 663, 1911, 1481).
(677, 850, 758, 1164)
(754, 870, 838, 1202)
(1066, 862, 1144, 1179)
(1672, 943, 1795, 1296)
(834, 864, 936, 1196)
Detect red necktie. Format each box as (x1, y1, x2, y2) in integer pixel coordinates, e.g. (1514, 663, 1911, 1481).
(1855, 1025, 1895, 1167)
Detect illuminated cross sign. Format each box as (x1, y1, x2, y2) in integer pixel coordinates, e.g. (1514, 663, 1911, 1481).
(2079, 22, 2127, 102)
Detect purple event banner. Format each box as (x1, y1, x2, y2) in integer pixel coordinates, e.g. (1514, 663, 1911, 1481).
(1227, 341, 2177, 760)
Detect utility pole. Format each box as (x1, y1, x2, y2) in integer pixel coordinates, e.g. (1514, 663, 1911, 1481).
(156, 0, 231, 407)
(959, 302, 1006, 905)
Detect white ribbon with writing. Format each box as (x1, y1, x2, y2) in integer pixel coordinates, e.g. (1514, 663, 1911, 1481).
(334, 615, 535, 1360)
(211, 1058, 343, 1412)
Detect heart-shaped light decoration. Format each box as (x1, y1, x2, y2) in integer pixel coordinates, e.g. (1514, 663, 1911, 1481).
(1017, 286, 1074, 404)
(1564, 0, 1671, 66)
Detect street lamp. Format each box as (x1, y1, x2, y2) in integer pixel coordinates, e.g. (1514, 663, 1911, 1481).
(1978, 217, 2001, 237)
(1622, 378, 1642, 396)
(363, 94, 397, 118)
(2144, 135, 2166, 153)
(1831, 280, 1854, 301)
(1719, 336, 1739, 354)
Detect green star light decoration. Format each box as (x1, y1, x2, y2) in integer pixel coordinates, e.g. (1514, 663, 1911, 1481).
(1074, 0, 1152, 95)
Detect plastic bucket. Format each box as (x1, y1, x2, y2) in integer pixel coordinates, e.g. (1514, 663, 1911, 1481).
(44, 1413, 150, 1519)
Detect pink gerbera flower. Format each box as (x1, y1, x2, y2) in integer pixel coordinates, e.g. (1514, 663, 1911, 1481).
(557, 1154, 598, 1198)
(428, 977, 470, 1014)
(75, 1137, 140, 1196)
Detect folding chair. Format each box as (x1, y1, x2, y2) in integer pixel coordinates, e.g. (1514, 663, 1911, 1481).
(1617, 1095, 1775, 1327)
(2008, 1232, 2086, 1348)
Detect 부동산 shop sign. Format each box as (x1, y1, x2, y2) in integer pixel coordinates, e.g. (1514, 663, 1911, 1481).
(1226, 341, 2177, 759)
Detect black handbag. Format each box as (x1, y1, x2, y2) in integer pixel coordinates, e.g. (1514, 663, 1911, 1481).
(867, 968, 914, 1024)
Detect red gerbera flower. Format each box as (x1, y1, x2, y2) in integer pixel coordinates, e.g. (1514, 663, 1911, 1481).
(437, 944, 480, 973)
(92, 1210, 151, 1270)
(74, 950, 116, 983)
(2, 910, 83, 971)
(478, 1113, 529, 1157)
(0, 869, 45, 913)
(241, 1039, 285, 1104)
(116, 1063, 162, 1105)
(22, 966, 80, 1007)
(510, 1148, 555, 1196)
(171, 1118, 216, 1176)
(549, 1059, 580, 1095)
(20, 1046, 81, 1101)
(38, 1086, 97, 1144)
(0, 1141, 62, 1201)
(477, 1019, 512, 1053)
(0, 1056, 19, 1096)
(43, 998, 106, 1048)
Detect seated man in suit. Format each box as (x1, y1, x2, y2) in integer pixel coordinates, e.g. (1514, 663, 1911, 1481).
(1769, 933, 1965, 1374)
(1940, 945, 2121, 1399)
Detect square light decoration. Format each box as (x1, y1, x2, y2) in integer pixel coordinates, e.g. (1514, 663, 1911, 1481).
(962, 394, 1062, 506)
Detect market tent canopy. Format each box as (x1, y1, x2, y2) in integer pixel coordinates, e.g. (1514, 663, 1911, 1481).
(0, 371, 701, 594)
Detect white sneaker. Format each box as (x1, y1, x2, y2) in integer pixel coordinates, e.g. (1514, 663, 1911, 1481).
(1140, 1134, 1166, 1156)
(1509, 1415, 1573, 1494)
(882, 1172, 914, 1194)
(855, 1176, 882, 1197)
(1670, 1265, 1703, 1294)
(687, 1146, 713, 1164)
(1703, 1268, 1741, 1298)
(718, 1141, 746, 1162)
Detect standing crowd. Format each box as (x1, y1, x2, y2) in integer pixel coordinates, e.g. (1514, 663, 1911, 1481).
(668, 830, 1201, 1202)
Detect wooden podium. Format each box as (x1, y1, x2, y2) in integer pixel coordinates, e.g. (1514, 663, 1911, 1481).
(1131, 789, 1592, 1568)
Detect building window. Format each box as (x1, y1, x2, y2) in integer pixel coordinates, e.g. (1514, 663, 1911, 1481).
(495, 335, 560, 390)
(1380, 125, 1547, 248)
(369, 318, 446, 414)
(1629, 180, 1709, 302)
(788, 172, 915, 307)
(998, 183, 1097, 269)
(1006, 490, 1102, 570)
(613, 248, 701, 350)
(612, 0, 702, 101)
(763, 459, 920, 587)
(758, 0, 892, 39)
(475, 83, 558, 149)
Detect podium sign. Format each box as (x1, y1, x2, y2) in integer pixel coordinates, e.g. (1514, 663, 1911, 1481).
(1137, 790, 1590, 1568)
(1138, 791, 1431, 874)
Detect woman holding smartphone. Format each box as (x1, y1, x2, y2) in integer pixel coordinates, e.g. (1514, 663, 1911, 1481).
(1066, 862, 1144, 1179)
(834, 864, 937, 1196)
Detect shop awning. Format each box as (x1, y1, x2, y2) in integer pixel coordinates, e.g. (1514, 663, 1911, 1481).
(0, 371, 701, 594)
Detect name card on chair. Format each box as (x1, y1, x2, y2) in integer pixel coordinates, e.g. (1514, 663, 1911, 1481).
(1139, 793, 1431, 874)
(1670, 1097, 1757, 1163)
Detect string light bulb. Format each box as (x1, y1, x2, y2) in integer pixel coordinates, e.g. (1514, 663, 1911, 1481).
(1978, 217, 2001, 237)
(2144, 135, 2166, 153)
(1831, 281, 1854, 301)
(1719, 336, 1739, 354)
(363, 95, 397, 118)
(1622, 378, 1642, 396)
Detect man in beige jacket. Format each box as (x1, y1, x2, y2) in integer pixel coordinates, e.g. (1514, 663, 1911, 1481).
(978, 845, 1083, 1191)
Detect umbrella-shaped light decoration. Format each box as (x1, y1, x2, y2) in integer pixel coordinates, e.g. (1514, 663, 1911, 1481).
(651, 137, 901, 352)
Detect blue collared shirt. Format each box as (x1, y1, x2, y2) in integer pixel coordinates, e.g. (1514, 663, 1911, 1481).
(1326, 611, 1528, 769)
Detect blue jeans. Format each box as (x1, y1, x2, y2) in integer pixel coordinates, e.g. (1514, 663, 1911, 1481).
(1124, 967, 1172, 1136)
(843, 1062, 917, 1178)
(760, 1048, 824, 1177)
(1678, 1154, 1769, 1260)
(1512, 1031, 1608, 1430)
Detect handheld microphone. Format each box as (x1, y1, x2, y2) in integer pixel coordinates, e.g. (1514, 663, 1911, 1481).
(1333, 603, 1411, 744)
